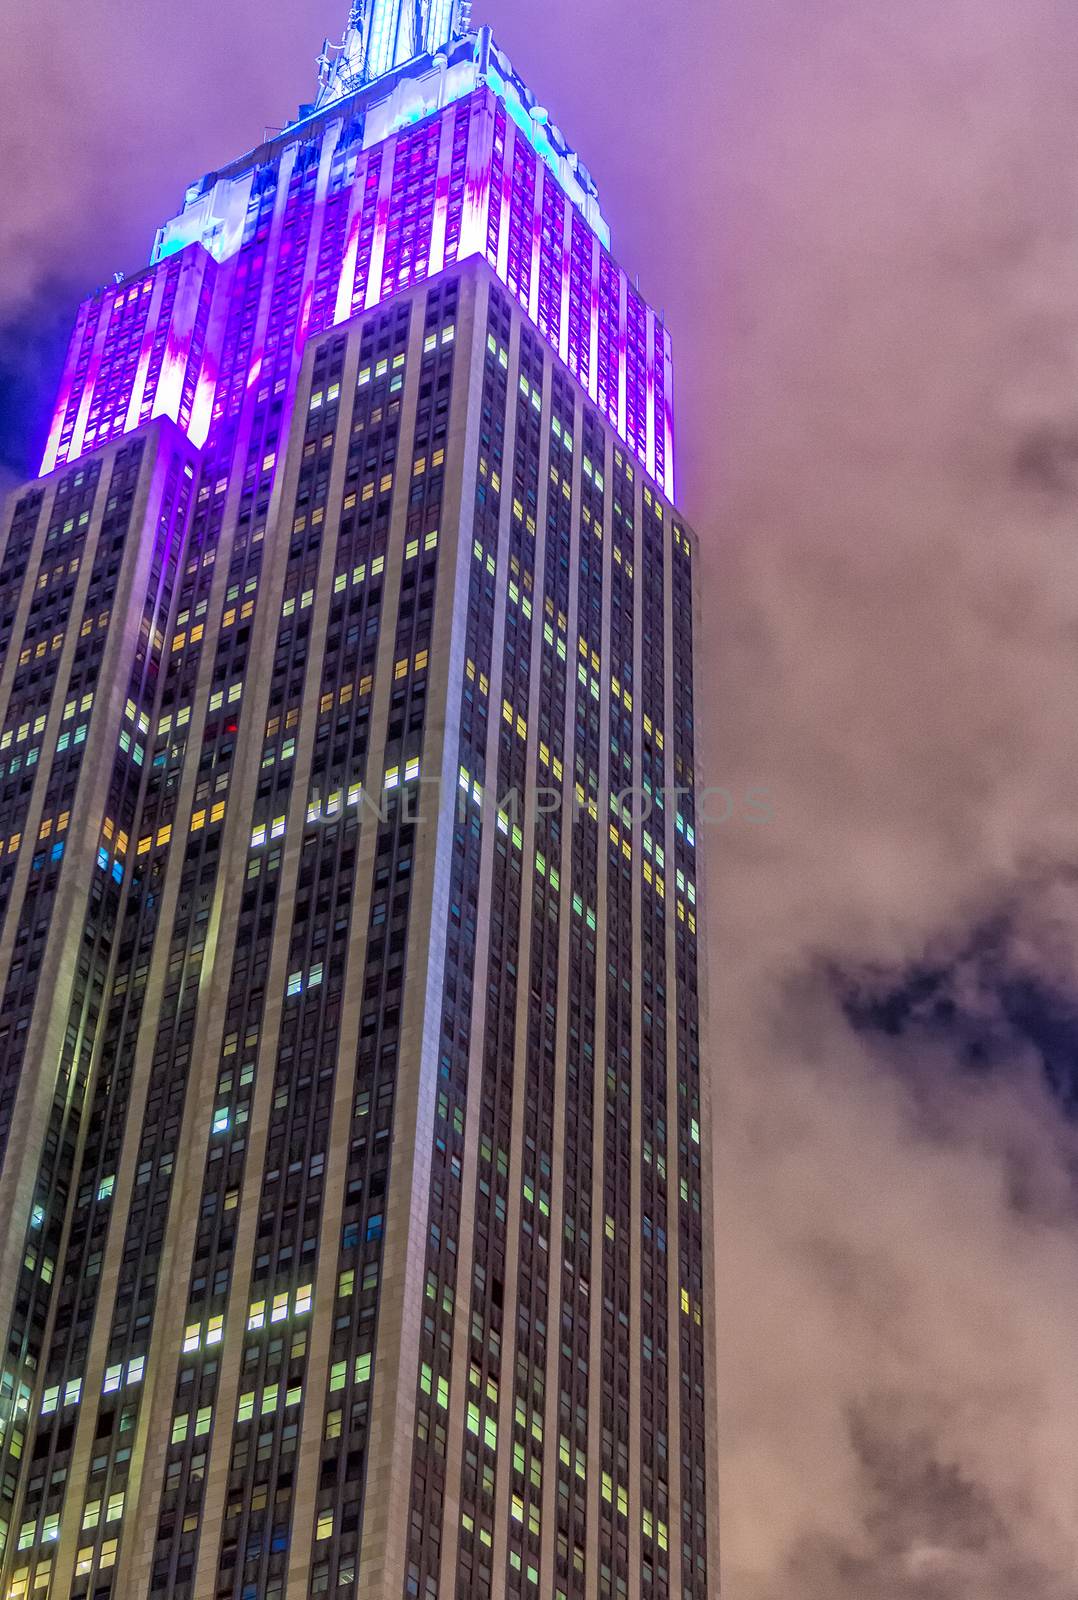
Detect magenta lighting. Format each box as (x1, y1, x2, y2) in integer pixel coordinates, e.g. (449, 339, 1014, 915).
(40, 28, 676, 499)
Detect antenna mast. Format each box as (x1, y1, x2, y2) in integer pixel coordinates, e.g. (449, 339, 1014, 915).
(317, 0, 472, 107)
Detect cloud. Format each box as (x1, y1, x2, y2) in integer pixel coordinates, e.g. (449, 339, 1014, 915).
(719, 966, 1078, 1598)
(0, 0, 346, 318)
(704, 0, 1078, 1593)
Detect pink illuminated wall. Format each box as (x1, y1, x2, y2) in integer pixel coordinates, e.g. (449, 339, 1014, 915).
(42, 84, 676, 500)
(318, 89, 675, 478)
(42, 248, 217, 475)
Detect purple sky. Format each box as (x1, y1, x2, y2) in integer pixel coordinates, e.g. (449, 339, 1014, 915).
(6, 3, 1078, 1595)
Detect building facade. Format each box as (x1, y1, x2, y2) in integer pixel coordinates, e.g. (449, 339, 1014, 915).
(0, 6, 716, 1599)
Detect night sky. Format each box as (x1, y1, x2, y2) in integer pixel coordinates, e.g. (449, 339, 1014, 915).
(5, 2, 1078, 1594)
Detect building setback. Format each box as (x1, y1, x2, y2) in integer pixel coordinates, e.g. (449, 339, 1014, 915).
(0, 6, 716, 1598)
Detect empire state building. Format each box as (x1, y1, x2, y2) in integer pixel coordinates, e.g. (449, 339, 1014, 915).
(0, 4, 716, 1596)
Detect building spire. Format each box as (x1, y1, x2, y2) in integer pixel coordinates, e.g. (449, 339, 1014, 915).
(317, 0, 472, 106)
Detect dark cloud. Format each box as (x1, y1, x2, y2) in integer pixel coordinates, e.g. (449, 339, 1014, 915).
(1013, 424, 1078, 494)
(839, 873, 1078, 1111)
(0, 282, 75, 485)
(745, 1390, 1074, 1598)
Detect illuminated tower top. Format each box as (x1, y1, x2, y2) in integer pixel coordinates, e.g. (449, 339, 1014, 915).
(38, 13, 678, 499)
(317, 0, 473, 106)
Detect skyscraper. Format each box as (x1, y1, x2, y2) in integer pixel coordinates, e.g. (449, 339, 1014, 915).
(0, 5, 716, 1598)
